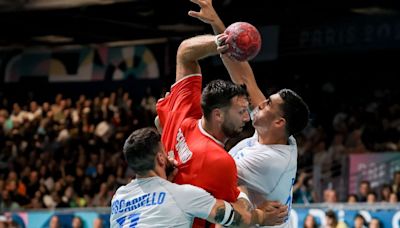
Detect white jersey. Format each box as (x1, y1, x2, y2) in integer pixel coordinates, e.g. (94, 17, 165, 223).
(229, 133, 297, 228)
(110, 176, 215, 228)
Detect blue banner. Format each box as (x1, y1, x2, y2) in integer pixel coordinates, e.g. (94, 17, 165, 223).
(2, 205, 400, 228)
(291, 207, 400, 228)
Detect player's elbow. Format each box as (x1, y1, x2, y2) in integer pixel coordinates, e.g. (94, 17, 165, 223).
(177, 39, 193, 63)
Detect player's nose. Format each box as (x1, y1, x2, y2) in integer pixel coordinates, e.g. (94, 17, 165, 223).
(243, 111, 250, 122)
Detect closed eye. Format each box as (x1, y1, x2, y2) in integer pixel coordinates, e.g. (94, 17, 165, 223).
(239, 109, 247, 115)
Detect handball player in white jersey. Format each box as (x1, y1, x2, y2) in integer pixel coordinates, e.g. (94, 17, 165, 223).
(188, 1, 310, 227)
(110, 127, 287, 227)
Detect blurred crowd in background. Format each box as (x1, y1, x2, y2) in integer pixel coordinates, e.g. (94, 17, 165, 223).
(0, 77, 398, 228)
(0, 88, 158, 211)
(0, 82, 398, 211)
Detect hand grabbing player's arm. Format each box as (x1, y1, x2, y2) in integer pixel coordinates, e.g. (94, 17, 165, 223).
(257, 200, 288, 226)
(207, 197, 286, 227)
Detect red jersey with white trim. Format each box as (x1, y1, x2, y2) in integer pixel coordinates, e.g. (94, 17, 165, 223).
(156, 75, 240, 228)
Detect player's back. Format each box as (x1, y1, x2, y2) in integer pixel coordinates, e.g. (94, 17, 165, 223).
(110, 176, 214, 228)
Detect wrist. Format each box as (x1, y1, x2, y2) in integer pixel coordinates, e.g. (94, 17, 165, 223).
(252, 209, 264, 226)
(212, 18, 226, 34)
(237, 191, 250, 203)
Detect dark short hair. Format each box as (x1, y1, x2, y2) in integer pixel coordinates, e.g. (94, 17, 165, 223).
(355, 214, 366, 225)
(201, 80, 248, 120)
(325, 210, 337, 219)
(278, 89, 310, 136)
(123, 127, 161, 174)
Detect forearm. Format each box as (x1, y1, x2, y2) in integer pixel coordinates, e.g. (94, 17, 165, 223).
(251, 209, 266, 227)
(177, 35, 218, 64)
(220, 55, 266, 107)
(210, 17, 226, 34)
(229, 198, 253, 227)
(176, 34, 218, 81)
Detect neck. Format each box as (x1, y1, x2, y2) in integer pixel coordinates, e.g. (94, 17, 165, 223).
(136, 167, 166, 180)
(256, 127, 288, 145)
(201, 117, 227, 144)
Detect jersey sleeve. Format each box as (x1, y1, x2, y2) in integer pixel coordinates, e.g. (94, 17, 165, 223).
(172, 184, 216, 219)
(235, 151, 276, 194)
(156, 75, 203, 154)
(156, 74, 202, 128)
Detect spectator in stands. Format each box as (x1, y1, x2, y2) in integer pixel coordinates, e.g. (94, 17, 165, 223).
(303, 214, 317, 228)
(389, 192, 398, 203)
(72, 216, 83, 228)
(369, 218, 381, 228)
(93, 217, 103, 228)
(367, 191, 377, 203)
(49, 215, 61, 228)
(347, 194, 358, 203)
(10, 103, 27, 125)
(90, 182, 111, 207)
(0, 189, 20, 210)
(392, 171, 400, 197)
(354, 214, 367, 228)
(358, 180, 371, 202)
(379, 183, 392, 202)
(323, 189, 338, 203)
(293, 171, 317, 204)
(325, 210, 338, 228)
(58, 186, 76, 208)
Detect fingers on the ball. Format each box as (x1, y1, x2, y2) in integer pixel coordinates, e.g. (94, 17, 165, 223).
(216, 34, 227, 45)
(217, 45, 229, 54)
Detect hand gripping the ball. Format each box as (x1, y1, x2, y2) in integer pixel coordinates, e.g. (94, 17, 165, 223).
(223, 22, 262, 61)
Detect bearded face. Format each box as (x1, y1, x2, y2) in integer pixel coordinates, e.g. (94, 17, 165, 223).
(165, 158, 175, 177)
(220, 96, 250, 138)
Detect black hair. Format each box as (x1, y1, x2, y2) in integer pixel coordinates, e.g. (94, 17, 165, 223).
(123, 127, 161, 175)
(201, 80, 248, 120)
(278, 89, 310, 136)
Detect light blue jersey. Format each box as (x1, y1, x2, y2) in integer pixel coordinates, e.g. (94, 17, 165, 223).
(229, 133, 297, 228)
(110, 176, 215, 228)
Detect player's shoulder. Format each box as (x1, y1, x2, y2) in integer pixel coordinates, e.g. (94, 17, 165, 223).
(161, 179, 206, 197)
(206, 147, 236, 169)
(181, 117, 198, 128)
(112, 181, 133, 200)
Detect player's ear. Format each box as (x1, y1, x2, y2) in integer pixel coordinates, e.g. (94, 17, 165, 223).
(212, 108, 224, 123)
(275, 117, 286, 129)
(156, 152, 166, 167)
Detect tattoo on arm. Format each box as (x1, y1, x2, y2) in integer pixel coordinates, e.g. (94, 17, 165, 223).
(215, 206, 245, 227)
(231, 211, 243, 227)
(238, 198, 252, 212)
(215, 205, 244, 227)
(215, 201, 253, 227)
(215, 206, 225, 224)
